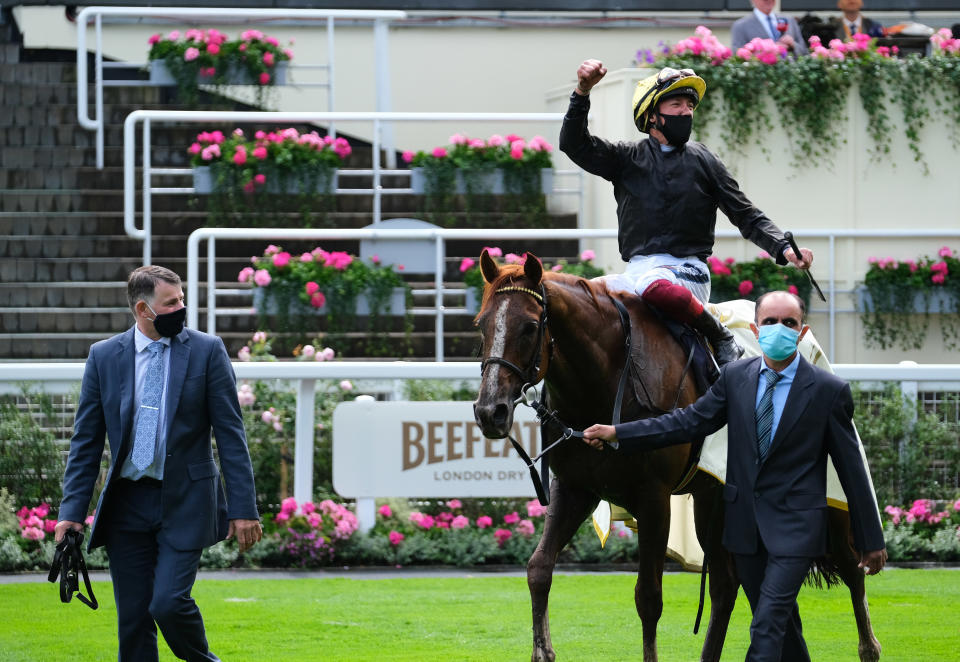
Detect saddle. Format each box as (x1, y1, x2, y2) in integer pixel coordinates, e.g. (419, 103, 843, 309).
(48, 529, 98, 610)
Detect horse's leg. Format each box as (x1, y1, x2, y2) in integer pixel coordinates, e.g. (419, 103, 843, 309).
(828, 507, 882, 662)
(631, 491, 672, 662)
(528, 477, 599, 662)
(693, 486, 738, 662)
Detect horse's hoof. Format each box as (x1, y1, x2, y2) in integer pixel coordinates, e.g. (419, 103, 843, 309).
(532, 647, 556, 662)
(858, 640, 881, 662)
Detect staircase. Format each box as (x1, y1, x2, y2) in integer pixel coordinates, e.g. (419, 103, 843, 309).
(0, 11, 579, 362)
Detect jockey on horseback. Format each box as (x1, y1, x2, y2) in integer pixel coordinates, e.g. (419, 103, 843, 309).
(560, 61, 813, 365)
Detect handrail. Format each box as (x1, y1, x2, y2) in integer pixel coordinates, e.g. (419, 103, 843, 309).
(186, 226, 960, 361)
(76, 6, 406, 169)
(3, 361, 958, 526)
(123, 109, 574, 264)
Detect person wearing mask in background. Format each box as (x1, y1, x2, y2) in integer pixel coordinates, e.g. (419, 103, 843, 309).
(55, 265, 262, 662)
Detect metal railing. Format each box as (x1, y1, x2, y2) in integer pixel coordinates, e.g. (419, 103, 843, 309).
(2, 361, 958, 531)
(76, 6, 406, 169)
(123, 109, 580, 263)
(186, 226, 960, 361)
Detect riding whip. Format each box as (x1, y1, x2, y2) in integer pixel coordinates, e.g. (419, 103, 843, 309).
(784, 232, 826, 302)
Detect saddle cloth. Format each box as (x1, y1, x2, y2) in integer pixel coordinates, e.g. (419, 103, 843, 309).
(592, 299, 881, 570)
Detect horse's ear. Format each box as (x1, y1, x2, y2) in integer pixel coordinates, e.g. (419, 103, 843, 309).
(523, 252, 543, 285)
(480, 248, 500, 284)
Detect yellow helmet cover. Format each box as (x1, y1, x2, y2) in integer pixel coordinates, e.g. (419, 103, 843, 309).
(632, 68, 707, 133)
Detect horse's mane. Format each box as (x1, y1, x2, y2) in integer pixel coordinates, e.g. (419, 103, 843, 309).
(481, 264, 618, 315)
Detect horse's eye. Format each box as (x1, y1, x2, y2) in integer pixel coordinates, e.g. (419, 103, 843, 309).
(521, 321, 539, 336)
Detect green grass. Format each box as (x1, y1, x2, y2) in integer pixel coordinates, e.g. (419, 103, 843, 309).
(2, 569, 956, 661)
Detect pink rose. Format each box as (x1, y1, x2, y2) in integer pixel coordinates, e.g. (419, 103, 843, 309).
(451, 515, 469, 529)
(34, 503, 50, 518)
(738, 280, 754, 296)
(238, 267, 254, 282)
(263, 52, 275, 67)
(301, 344, 316, 358)
(253, 269, 271, 287)
(305, 281, 320, 295)
(402, 150, 415, 163)
(932, 273, 946, 285)
(388, 530, 404, 546)
(503, 511, 520, 524)
(459, 257, 476, 273)
(148, 34, 161, 45)
(580, 249, 595, 261)
(339, 380, 353, 391)
(516, 519, 535, 537)
(253, 145, 268, 160)
(431, 146, 448, 158)
(233, 146, 247, 165)
(321, 347, 335, 361)
(788, 285, 799, 295)
(84, 514, 95, 526)
(494, 528, 512, 546)
(483, 246, 503, 258)
(237, 346, 251, 362)
(272, 251, 291, 268)
(259, 72, 271, 85)
(254, 173, 266, 185)
(206, 43, 220, 56)
(21, 527, 44, 541)
(44, 519, 57, 534)
(281, 496, 298, 514)
(184, 47, 200, 62)
(378, 504, 393, 518)
(476, 515, 493, 529)
(526, 499, 547, 518)
(310, 292, 326, 308)
(446, 499, 462, 510)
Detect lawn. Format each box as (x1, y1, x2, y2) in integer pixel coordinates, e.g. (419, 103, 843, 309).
(2, 569, 956, 661)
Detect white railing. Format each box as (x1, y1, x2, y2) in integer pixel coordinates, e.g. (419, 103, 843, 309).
(2, 361, 958, 531)
(76, 6, 406, 169)
(123, 109, 578, 263)
(186, 226, 960, 361)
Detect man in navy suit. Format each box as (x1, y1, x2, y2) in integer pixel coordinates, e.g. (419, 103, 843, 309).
(583, 291, 885, 662)
(55, 265, 262, 662)
(731, 0, 809, 55)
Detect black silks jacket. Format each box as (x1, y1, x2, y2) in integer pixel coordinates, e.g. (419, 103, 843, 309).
(559, 91, 789, 265)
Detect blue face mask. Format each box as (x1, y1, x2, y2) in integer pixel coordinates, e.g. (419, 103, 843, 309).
(756, 323, 800, 361)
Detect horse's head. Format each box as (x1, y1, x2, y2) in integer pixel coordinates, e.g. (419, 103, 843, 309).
(473, 249, 551, 439)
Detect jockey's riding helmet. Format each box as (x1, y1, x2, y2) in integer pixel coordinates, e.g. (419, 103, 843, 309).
(631, 67, 707, 133)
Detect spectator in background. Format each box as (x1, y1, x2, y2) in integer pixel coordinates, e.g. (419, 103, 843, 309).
(731, 0, 809, 55)
(830, 0, 884, 40)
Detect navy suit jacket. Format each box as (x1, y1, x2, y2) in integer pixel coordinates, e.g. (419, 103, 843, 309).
(614, 355, 884, 557)
(59, 327, 259, 551)
(731, 13, 809, 55)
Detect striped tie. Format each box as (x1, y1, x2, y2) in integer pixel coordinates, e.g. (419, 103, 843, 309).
(755, 369, 783, 464)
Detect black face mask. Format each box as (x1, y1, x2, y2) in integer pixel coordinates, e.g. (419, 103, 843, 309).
(147, 303, 186, 338)
(658, 113, 693, 146)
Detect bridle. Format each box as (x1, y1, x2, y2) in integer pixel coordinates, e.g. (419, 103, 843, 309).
(479, 283, 553, 388)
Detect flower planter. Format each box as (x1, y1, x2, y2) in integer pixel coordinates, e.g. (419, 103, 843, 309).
(193, 166, 338, 195)
(253, 287, 407, 316)
(465, 289, 481, 314)
(149, 60, 289, 86)
(409, 167, 553, 195)
(856, 286, 958, 314)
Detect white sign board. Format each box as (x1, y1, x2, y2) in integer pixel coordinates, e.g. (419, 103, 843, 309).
(332, 400, 541, 497)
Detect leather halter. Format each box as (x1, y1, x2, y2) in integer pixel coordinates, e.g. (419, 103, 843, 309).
(479, 283, 551, 388)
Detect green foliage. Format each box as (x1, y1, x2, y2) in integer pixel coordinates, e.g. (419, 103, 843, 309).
(858, 246, 960, 351)
(706, 254, 811, 307)
(241, 245, 410, 355)
(656, 31, 960, 171)
(147, 28, 292, 106)
(402, 379, 477, 402)
(0, 387, 65, 505)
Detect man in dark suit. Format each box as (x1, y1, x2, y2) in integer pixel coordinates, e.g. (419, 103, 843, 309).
(55, 265, 262, 662)
(830, 0, 884, 40)
(582, 291, 886, 662)
(731, 0, 810, 55)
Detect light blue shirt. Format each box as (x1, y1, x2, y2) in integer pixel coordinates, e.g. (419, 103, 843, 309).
(754, 352, 800, 443)
(120, 327, 172, 481)
(753, 7, 780, 40)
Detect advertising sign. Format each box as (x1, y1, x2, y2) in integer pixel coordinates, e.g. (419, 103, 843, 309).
(332, 400, 541, 497)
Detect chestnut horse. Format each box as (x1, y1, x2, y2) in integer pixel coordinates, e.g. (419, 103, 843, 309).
(472, 250, 881, 662)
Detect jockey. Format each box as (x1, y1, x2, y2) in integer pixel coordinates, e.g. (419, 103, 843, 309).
(559, 61, 813, 365)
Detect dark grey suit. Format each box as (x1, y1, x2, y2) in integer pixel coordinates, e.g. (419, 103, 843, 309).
(613, 355, 883, 661)
(59, 326, 258, 661)
(731, 12, 810, 55)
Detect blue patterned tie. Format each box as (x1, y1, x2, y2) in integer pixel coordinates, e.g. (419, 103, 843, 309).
(755, 369, 783, 464)
(767, 15, 779, 40)
(132, 341, 164, 470)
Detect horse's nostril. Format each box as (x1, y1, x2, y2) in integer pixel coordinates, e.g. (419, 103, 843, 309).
(493, 403, 509, 428)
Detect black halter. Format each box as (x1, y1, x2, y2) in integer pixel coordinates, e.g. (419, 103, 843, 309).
(479, 283, 552, 387)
